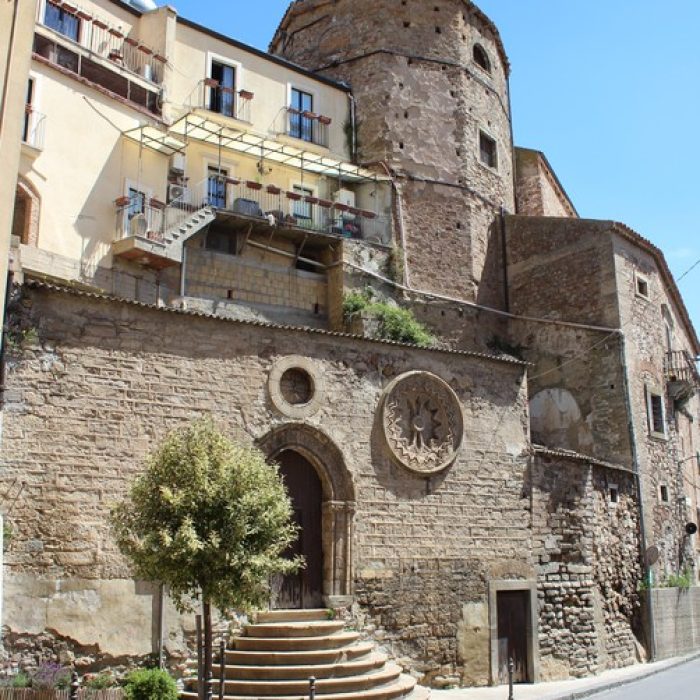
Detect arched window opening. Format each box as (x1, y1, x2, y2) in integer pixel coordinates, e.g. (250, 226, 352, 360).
(473, 43, 491, 72)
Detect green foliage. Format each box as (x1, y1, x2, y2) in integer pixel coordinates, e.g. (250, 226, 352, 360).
(31, 663, 70, 690)
(123, 669, 178, 700)
(85, 672, 117, 690)
(342, 292, 435, 348)
(663, 569, 692, 590)
(325, 608, 336, 620)
(385, 245, 405, 284)
(6, 672, 30, 688)
(111, 417, 300, 614)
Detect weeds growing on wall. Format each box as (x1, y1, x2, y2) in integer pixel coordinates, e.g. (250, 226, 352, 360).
(342, 290, 435, 347)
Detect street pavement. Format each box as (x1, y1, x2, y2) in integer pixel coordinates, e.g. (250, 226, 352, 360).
(429, 652, 700, 700)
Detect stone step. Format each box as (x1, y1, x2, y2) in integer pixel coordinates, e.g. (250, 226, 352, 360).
(181, 673, 417, 700)
(245, 621, 345, 638)
(233, 631, 360, 652)
(222, 652, 387, 680)
(255, 609, 330, 624)
(224, 641, 375, 666)
(195, 663, 403, 697)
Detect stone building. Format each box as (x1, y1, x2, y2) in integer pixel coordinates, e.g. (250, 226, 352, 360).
(1, 0, 699, 691)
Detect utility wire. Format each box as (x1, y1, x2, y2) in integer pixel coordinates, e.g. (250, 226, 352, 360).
(678, 258, 700, 282)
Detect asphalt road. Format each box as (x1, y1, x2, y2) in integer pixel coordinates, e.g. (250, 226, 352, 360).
(587, 657, 700, 699)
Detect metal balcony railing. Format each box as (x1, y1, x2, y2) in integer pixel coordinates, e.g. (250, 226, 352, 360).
(36, 3, 165, 86)
(188, 80, 254, 122)
(22, 107, 46, 150)
(665, 350, 700, 388)
(287, 108, 330, 148)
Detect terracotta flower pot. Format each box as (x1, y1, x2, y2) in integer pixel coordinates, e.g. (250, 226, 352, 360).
(115, 196, 130, 207)
(239, 90, 254, 100)
(286, 192, 302, 201)
(318, 115, 332, 125)
(266, 186, 282, 195)
(246, 181, 263, 191)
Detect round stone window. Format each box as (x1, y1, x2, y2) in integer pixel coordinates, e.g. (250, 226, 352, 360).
(269, 356, 324, 419)
(280, 367, 314, 406)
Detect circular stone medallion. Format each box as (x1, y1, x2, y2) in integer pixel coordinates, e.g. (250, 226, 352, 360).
(269, 356, 324, 419)
(380, 371, 464, 475)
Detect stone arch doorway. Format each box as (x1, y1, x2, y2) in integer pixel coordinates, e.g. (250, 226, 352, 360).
(12, 177, 40, 246)
(258, 424, 355, 608)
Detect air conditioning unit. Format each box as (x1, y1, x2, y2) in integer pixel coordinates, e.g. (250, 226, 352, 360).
(333, 188, 355, 208)
(129, 213, 149, 237)
(170, 153, 186, 175)
(168, 183, 186, 202)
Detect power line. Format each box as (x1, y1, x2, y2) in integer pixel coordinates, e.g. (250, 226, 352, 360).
(678, 258, 700, 282)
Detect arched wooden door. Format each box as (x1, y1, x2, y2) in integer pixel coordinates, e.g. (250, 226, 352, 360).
(273, 450, 324, 609)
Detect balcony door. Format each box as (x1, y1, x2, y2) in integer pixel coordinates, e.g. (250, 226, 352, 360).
(290, 88, 313, 142)
(209, 61, 236, 118)
(207, 166, 228, 209)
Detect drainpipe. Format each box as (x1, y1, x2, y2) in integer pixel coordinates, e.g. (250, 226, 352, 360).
(619, 331, 657, 660)
(347, 93, 357, 162)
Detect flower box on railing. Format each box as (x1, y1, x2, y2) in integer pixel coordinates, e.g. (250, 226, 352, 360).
(317, 115, 332, 125)
(154, 54, 167, 64)
(317, 198, 333, 209)
(246, 181, 263, 191)
(302, 111, 318, 120)
(334, 202, 349, 212)
(76, 10, 92, 20)
(92, 19, 108, 30)
(266, 185, 282, 195)
(239, 90, 254, 100)
(221, 86, 235, 95)
(62, 3, 77, 13)
(150, 198, 165, 209)
(115, 196, 130, 207)
(305, 196, 319, 205)
(287, 107, 301, 115)
(286, 191, 302, 201)
(348, 207, 361, 216)
(225, 177, 240, 186)
(108, 28, 123, 38)
(108, 51, 123, 62)
(360, 210, 376, 219)
(204, 78, 219, 88)
(124, 37, 139, 47)
(138, 45, 153, 55)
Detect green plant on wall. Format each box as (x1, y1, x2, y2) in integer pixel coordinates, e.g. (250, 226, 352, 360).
(342, 291, 435, 348)
(663, 569, 693, 590)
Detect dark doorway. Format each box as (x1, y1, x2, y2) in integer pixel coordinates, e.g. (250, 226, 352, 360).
(497, 590, 530, 683)
(272, 450, 324, 609)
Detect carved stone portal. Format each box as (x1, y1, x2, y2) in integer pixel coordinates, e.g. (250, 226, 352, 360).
(380, 371, 464, 475)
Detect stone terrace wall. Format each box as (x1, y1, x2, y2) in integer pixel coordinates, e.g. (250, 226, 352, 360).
(1, 283, 530, 679)
(533, 453, 643, 679)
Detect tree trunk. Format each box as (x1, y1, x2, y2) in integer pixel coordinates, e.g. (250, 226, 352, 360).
(203, 600, 213, 700)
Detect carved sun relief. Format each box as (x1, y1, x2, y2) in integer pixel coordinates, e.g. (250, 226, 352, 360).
(381, 371, 464, 475)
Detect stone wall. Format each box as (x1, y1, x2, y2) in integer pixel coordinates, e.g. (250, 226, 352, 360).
(272, 0, 514, 304)
(1, 282, 532, 683)
(514, 149, 577, 219)
(533, 452, 643, 679)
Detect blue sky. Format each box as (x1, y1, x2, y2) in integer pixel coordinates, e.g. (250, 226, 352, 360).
(166, 0, 700, 333)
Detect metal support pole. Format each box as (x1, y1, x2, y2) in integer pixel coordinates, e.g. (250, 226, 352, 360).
(507, 657, 514, 700)
(70, 671, 79, 700)
(196, 614, 203, 700)
(308, 676, 316, 700)
(205, 667, 213, 700)
(218, 639, 225, 700)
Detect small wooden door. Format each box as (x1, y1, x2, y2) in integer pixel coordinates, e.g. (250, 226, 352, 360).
(272, 451, 324, 609)
(497, 591, 530, 684)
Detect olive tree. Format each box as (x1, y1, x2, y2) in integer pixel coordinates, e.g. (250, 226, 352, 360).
(111, 417, 300, 688)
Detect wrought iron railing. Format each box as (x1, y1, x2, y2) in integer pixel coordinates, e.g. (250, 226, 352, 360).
(665, 350, 700, 387)
(22, 107, 46, 150)
(287, 108, 330, 148)
(188, 80, 254, 122)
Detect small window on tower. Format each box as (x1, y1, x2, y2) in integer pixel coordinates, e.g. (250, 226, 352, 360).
(636, 273, 650, 300)
(645, 386, 666, 438)
(473, 44, 491, 72)
(659, 485, 669, 503)
(479, 131, 497, 169)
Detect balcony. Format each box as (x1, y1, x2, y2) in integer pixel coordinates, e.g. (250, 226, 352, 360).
(286, 108, 330, 148)
(22, 107, 46, 152)
(665, 350, 700, 408)
(34, 4, 164, 114)
(187, 80, 254, 123)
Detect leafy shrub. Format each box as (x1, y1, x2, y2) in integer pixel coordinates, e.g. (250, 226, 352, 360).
(4, 672, 30, 688)
(31, 663, 70, 690)
(342, 292, 435, 347)
(663, 569, 692, 590)
(85, 672, 117, 690)
(123, 669, 178, 700)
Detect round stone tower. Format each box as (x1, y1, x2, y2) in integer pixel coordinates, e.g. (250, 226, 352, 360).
(271, 0, 514, 304)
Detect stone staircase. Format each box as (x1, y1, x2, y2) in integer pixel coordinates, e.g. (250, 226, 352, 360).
(182, 609, 428, 700)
